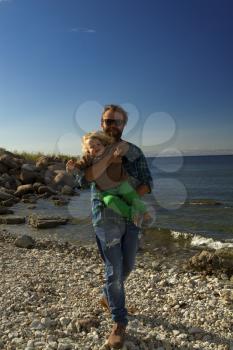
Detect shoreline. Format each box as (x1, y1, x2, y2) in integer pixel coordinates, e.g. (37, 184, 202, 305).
(1, 230, 233, 350)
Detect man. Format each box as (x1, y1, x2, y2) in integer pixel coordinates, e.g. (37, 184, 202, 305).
(68, 104, 153, 348)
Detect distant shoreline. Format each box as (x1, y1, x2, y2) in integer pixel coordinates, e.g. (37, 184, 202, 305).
(145, 153, 233, 158)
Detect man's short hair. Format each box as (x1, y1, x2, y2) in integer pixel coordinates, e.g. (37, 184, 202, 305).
(101, 104, 128, 124)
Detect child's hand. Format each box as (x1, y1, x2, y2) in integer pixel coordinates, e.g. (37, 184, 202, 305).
(111, 147, 123, 163)
(66, 159, 76, 173)
(113, 148, 122, 158)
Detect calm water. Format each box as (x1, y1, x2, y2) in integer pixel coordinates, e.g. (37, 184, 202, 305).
(4, 155, 233, 250)
(148, 155, 233, 240)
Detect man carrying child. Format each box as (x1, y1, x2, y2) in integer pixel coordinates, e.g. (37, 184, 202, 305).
(66, 104, 153, 348)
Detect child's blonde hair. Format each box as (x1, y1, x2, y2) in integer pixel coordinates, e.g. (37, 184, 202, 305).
(82, 131, 114, 154)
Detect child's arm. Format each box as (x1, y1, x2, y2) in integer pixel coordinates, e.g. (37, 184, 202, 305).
(84, 142, 128, 182)
(66, 155, 93, 173)
(75, 154, 93, 170)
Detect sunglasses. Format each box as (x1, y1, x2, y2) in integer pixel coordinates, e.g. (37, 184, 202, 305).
(102, 119, 125, 127)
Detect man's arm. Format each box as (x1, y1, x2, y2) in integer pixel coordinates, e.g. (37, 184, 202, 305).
(132, 148, 153, 197)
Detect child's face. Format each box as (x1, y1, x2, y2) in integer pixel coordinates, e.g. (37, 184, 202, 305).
(86, 138, 105, 156)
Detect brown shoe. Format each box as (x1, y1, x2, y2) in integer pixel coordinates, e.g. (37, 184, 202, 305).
(99, 295, 111, 313)
(107, 323, 126, 349)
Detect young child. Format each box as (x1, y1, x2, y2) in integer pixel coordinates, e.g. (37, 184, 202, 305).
(66, 131, 152, 227)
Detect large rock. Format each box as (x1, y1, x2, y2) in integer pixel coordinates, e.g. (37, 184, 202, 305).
(48, 163, 66, 172)
(35, 156, 62, 168)
(14, 184, 34, 197)
(33, 182, 43, 192)
(53, 171, 75, 189)
(0, 162, 8, 173)
(37, 185, 57, 195)
(0, 190, 13, 201)
(0, 154, 21, 169)
(21, 163, 38, 172)
(0, 173, 19, 190)
(187, 250, 221, 271)
(0, 216, 25, 224)
(43, 169, 55, 185)
(186, 250, 233, 275)
(0, 207, 14, 215)
(20, 168, 39, 184)
(28, 214, 68, 229)
(35, 156, 50, 169)
(1, 197, 19, 207)
(14, 235, 35, 249)
(61, 185, 74, 196)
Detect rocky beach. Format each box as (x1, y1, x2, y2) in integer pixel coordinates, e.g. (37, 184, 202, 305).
(1, 229, 233, 350)
(1, 149, 233, 349)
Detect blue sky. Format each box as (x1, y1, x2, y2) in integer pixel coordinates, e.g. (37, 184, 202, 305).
(0, 0, 233, 156)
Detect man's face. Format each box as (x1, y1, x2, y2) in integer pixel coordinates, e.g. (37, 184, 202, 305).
(101, 110, 126, 141)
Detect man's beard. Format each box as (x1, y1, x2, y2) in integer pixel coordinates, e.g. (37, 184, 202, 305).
(104, 127, 122, 141)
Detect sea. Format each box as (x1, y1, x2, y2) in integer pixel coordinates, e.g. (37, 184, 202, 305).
(145, 154, 233, 251)
(4, 154, 233, 252)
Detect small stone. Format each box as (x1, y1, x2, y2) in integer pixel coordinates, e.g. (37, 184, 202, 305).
(60, 317, 71, 327)
(41, 317, 54, 328)
(12, 337, 23, 344)
(188, 327, 203, 334)
(57, 343, 73, 350)
(30, 319, 44, 330)
(48, 341, 58, 349)
(27, 340, 35, 347)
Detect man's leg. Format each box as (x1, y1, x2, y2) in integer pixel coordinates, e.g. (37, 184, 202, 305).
(122, 221, 139, 281)
(95, 226, 127, 325)
(95, 219, 139, 320)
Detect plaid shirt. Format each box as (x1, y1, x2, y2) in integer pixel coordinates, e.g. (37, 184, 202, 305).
(75, 141, 153, 226)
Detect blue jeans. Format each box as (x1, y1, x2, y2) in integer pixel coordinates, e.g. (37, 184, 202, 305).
(94, 208, 139, 325)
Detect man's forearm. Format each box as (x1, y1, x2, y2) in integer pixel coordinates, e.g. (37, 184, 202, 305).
(136, 184, 151, 197)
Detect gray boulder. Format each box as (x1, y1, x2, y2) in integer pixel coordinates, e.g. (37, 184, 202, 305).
(15, 184, 34, 197)
(37, 185, 57, 195)
(53, 171, 75, 188)
(21, 163, 38, 172)
(20, 168, 39, 184)
(0, 207, 14, 215)
(28, 214, 68, 229)
(0, 162, 8, 173)
(0, 154, 21, 169)
(48, 163, 66, 172)
(14, 235, 35, 249)
(35, 156, 50, 169)
(61, 185, 74, 196)
(0, 216, 25, 224)
(0, 190, 13, 201)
